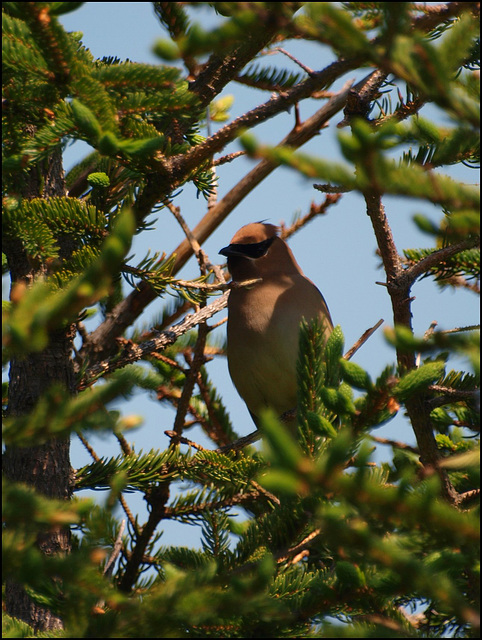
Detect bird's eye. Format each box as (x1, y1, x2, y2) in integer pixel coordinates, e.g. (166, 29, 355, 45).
(244, 237, 275, 258)
(225, 237, 274, 259)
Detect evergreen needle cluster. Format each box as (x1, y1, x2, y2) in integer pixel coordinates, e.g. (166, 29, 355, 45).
(2, 2, 479, 637)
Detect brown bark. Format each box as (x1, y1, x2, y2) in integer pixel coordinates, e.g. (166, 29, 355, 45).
(3, 149, 75, 632)
(363, 191, 465, 504)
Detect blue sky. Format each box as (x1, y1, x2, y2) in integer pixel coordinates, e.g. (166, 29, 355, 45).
(55, 3, 479, 548)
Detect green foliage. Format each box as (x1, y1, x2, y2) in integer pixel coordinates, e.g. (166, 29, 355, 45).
(2, 2, 479, 638)
(299, 2, 371, 55)
(2, 5, 213, 198)
(238, 63, 304, 90)
(3, 196, 108, 268)
(3, 208, 135, 357)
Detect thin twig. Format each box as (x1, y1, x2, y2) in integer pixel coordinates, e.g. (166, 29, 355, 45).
(215, 430, 261, 454)
(172, 321, 208, 437)
(280, 194, 343, 241)
(115, 432, 132, 457)
(369, 435, 419, 454)
(103, 519, 126, 578)
(119, 495, 138, 533)
(250, 480, 281, 506)
(173, 279, 230, 291)
(117, 483, 170, 593)
(438, 324, 480, 335)
(400, 237, 480, 289)
(277, 528, 322, 565)
(343, 319, 384, 361)
(164, 430, 207, 451)
(263, 47, 315, 75)
(193, 370, 233, 447)
(164, 198, 207, 274)
(165, 196, 226, 284)
(416, 320, 438, 367)
(376, 94, 426, 126)
(77, 432, 100, 462)
(213, 151, 246, 166)
(92, 519, 127, 612)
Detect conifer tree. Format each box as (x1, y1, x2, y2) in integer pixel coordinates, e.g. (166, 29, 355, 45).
(2, 2, 479, 637)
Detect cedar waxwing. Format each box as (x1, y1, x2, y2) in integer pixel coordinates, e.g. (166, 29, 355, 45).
(219, 222, 333, 426)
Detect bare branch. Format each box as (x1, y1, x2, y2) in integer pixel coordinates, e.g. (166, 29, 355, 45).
(103, 520, 125, 578)
(262, 47, 315, 75)
(172, 321, 208, 437)
(369, 435, 419, 454)
(78, 292, 229, 390)
(277, 528, 322, 565)
(216, 430, 261, 454)
(363, 190, 459, 504)
(280, 194, 343, 241)
(440, 324, 480, 334)
(164, 430, 208, 452)
(343, 319, 385, 361)
(213, 151, 246, 166)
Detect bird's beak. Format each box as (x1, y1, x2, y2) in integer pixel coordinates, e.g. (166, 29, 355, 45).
(219, 244, 245, 258)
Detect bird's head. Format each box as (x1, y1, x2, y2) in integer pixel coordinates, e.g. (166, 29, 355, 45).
(220, 222, 300, 281)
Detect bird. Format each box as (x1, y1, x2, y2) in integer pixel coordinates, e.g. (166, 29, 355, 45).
(219, 222, 333, 427)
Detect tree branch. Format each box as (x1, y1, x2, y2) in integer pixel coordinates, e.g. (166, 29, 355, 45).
(187, 3, 304, 109)
(172, 320, 208, 436)
(412, 2, 480, 32)
(170, 60, 357, 180)
(343, 319, 385, 361)
(363, 191, 460, 504)
(78, 292, 229, 390)
(400, 236, 480, 288)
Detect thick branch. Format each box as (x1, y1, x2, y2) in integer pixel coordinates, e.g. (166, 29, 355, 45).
(412, 2, 479, 31)
(171, 60, 356, 180)
(187, 3, 303, 109)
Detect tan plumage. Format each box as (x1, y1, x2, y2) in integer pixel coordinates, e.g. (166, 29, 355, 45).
(219, 222, 333, 426)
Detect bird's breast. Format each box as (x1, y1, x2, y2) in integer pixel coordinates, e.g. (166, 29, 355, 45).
(226, 279, 311, 418)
